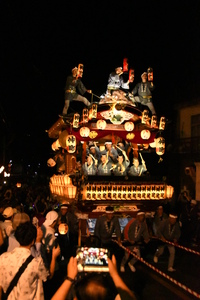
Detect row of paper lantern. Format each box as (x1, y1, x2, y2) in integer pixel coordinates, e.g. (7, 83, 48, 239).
(51, 133, 165, 156)
(73, 113, 166, 131)
(50, 174, 72, 186)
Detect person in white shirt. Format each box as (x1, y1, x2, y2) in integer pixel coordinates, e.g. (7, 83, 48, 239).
(0, 222, 60, 300)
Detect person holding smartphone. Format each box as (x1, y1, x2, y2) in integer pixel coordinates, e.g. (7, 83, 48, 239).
(51, 255, 136, 300)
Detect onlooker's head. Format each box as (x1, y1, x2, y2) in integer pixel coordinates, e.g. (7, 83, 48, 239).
(15, 222, 37, 246)
(74, 273, 116, 300)
(3, 207, 14, 220)
(12, 212, 30, 231)
(43, 211, 58, 228)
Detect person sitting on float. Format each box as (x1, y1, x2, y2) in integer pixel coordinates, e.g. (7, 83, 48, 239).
(97, 150, 113, 176)
(82, 155, 97, 176)
(105, 140, 118, 163)
(128, 157, 147, 176)
(113, 151, 130, 176)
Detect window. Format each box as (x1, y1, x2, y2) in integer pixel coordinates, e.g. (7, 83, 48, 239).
(191, 114, 200, 137)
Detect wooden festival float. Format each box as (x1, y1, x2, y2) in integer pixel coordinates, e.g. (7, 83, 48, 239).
(47, 89, 174, 223)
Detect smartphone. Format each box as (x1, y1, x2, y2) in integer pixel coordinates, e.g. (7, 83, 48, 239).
(76, 247, 110, 272)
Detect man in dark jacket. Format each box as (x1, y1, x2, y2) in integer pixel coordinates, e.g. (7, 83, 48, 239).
(131, 72, 156, 114)
(62, 67, 92, 115)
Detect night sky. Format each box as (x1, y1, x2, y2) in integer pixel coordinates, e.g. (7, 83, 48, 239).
(1, 0, 200, 167)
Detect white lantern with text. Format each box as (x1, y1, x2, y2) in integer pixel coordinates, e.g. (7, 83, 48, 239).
(66, 135, 76, 153)
(156, 136, 165, 156)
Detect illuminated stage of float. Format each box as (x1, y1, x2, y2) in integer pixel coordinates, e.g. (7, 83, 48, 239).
(47, 92, 173, 216)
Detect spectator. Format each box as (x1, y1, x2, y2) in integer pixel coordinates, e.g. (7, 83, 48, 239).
(57, 202, 79, 260)
(0, 222, 60, 299)
(51, 255, 136, 300)
(1, 207, 14, 238)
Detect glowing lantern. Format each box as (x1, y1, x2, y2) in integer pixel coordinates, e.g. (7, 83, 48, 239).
(51, 139, 61, 151)
(77, 63, 84, 78)
(156, 136, 165, 156)
(66, 135, 76, 153)
(97, 119, 106, 130)
(64, 175, 71, 185)
(151, 115, 158, 128)
(82, 108, 89, 123)
(58, 223, 68, 235)
(141, 130, 151, 140)
(124, 121, 134, 132)
(73, 113, 80, 128)
(123, 58, 128, 73)
(142, 110, 149, 124)
(166, 185, 174, 198)
(147, 67, 153, 82)
(64, 184, 77, 199)
(80, 127, 90, 137)
(159, 116, 166, 130)
(47, 158, 56, 167)
(129, 68, 135, 83)
(89, 103, 97, 119)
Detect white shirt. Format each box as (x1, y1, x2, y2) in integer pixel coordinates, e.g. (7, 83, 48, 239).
(7, 233, 42, 257)
(0, 247, 49, 300)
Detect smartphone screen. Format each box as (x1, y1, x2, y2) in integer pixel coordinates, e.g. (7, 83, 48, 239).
(76, 247, 109, 272)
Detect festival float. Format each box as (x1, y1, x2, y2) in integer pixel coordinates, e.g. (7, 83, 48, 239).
(47, 61, 174, 236)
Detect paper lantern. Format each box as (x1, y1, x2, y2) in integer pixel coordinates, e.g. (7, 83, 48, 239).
(73, 113, 80, 128)
(141, 130, 151, 140)
(47, 158, 56, 167)
(58, 223, 68, 235)
(124, 122, 134, 132)
(156, 136, 165, 155)
(66, 135, 76, 153)
(147, 67, 153, 82)
(159, 116, 166, 130)
(51, 139, 61, 151)
(129, 68, 135, 83)
(82, 108, 89, 123)
(97, 119, 106, 130)
(151, 115, 158, 128)
(89, 103, 97, 119)
(123, 58, 128, 73)
(142, 110, 149, 124)
(80, 126, 90, 137)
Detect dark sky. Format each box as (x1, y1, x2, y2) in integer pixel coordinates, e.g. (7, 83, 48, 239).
(1, 0, 200, 165)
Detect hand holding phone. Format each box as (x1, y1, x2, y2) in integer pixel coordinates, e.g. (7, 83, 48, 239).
(76, 247, 110, 272)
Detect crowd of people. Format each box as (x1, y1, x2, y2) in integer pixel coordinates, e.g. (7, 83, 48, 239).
(0, 183, 200, 299)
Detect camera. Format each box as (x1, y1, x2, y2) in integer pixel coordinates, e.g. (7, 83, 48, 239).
(76, 247, 110, 272)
